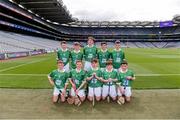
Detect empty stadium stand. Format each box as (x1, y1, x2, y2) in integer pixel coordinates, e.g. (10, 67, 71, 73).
(0, 31, 59, 53)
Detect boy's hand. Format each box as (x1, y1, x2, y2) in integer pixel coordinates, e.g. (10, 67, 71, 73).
(126, 76, 132, 80)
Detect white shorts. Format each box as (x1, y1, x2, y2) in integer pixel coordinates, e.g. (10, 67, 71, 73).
(117, 86, 132, 97)
(64, 63, 69, 72)
(84, 61, 92, 71)
(53, 87, 64, 96)
(88, 87, 102, 97)
(102, 85, 117, 98)
(70, 88, 85, 97)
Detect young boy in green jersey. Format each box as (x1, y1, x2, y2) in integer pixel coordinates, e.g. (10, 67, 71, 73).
(111, 40, 125, 71)
(70, 42, 83, 69)
(83, 37, 97, 71)
(117, 60, 135, 103)
(48, 60, 69, 103)
(86, 59, 102, 101)
(69, 60, 87, 105)
(57, 41, 71, 72)
(101, 60, 118, 101)
(97, 42, 111, 71)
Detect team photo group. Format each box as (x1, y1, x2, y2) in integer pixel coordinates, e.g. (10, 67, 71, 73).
(48, 37, 135, 106)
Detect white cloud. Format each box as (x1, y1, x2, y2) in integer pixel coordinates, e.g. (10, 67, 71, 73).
(63, 0, 180, 21)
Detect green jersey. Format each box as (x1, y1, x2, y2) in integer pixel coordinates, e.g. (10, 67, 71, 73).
(97, 49, 111, 68)
(83, 45, 97, 62)
(49, 69, 69, 89)
(117, 69, 135, 87)
(111, 49, 125, 69)
(57, 49, 70, 65)
(69, 69, 87, 89)
(70, 50, 83, 69)
(102, 69, 117, 86)
(87, 68, 102, 88)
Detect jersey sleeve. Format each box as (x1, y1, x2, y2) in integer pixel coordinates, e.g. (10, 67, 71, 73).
(83, 47, 86, 59)
(117, 73, 122, 82)
(70, 51, 72, 60)
(97, 50, 100, 59)
(101, 71, 105, 79)
(109, 50, 113, 59)
(95, 47, 98, 57)
(68, 71, 72, 78)
(65, 72, 70, 83)
(114, 71, 118, 80)
(83, 71, 88, 82)
(99, 69, 102, 77)
(130, 70, 135, 77)
(122, 51, 125, 60)
(57, 50, 61, 60)
(108, 50, 111, 60)
(48, 70, 55, 80)
(87, 70, 92, 77)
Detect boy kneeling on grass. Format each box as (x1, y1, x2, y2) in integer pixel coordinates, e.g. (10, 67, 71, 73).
(68, 60, 87, 106)
(100, 60, 118, 102)
(48, 60, 69, 103)
(117, 60, 135, 104)
(86, 58, 102, 102)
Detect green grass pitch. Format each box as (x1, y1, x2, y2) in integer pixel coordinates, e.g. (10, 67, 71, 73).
(0, 48, 180, 89)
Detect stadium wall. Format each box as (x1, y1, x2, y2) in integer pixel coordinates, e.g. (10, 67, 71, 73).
(0, 49, 46, 60)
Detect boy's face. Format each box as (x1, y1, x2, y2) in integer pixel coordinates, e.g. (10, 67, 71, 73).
(88, 39, 94, 46)
(115, 43, 121, 49)
(61, 43, 67, 50)
(74, 45, 80, 51)
(106, 64, 113, 71)
(76, 62, 82, 69)
(91, 62, 98, 68)
(57, 62, 64, 70)
(121, 64, 128, 70)
(101, 44, 107, 50)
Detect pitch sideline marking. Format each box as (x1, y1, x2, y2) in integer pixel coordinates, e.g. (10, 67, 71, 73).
(0, 58, 49, 73)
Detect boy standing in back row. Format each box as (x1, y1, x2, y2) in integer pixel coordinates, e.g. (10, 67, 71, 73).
(97, 42, 111, 71)
(57, 41, 71, 72)
(111, 40, 125, 71)
(70, 42, 83, 69)
(83, 37, 97, 71)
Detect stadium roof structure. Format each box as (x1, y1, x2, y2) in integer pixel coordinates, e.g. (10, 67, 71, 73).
(173, 15, 180, 24)
(13, 0, 75, 24)
(62, 20, 179, 28)
(9, 0, 180, 27)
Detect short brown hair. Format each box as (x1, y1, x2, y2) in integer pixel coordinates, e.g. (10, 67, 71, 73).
(91, 58, 98, 63)
(74, 42, 80, 46)
(101, 42, 107, 46)
(106, 59, 113, 65)
(115, 40, 120, 44)
(57, 60, 63, 64)
(76, 60, 82, 64)
(60, 41, 67, 45)
(88, 36, 95, 41)
(121, 60, 128, 65)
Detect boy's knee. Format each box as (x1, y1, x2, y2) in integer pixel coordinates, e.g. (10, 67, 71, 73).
(125, 97, 131, 102)
(88, 96, 93, 101)
(96, 97, 101, 101)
